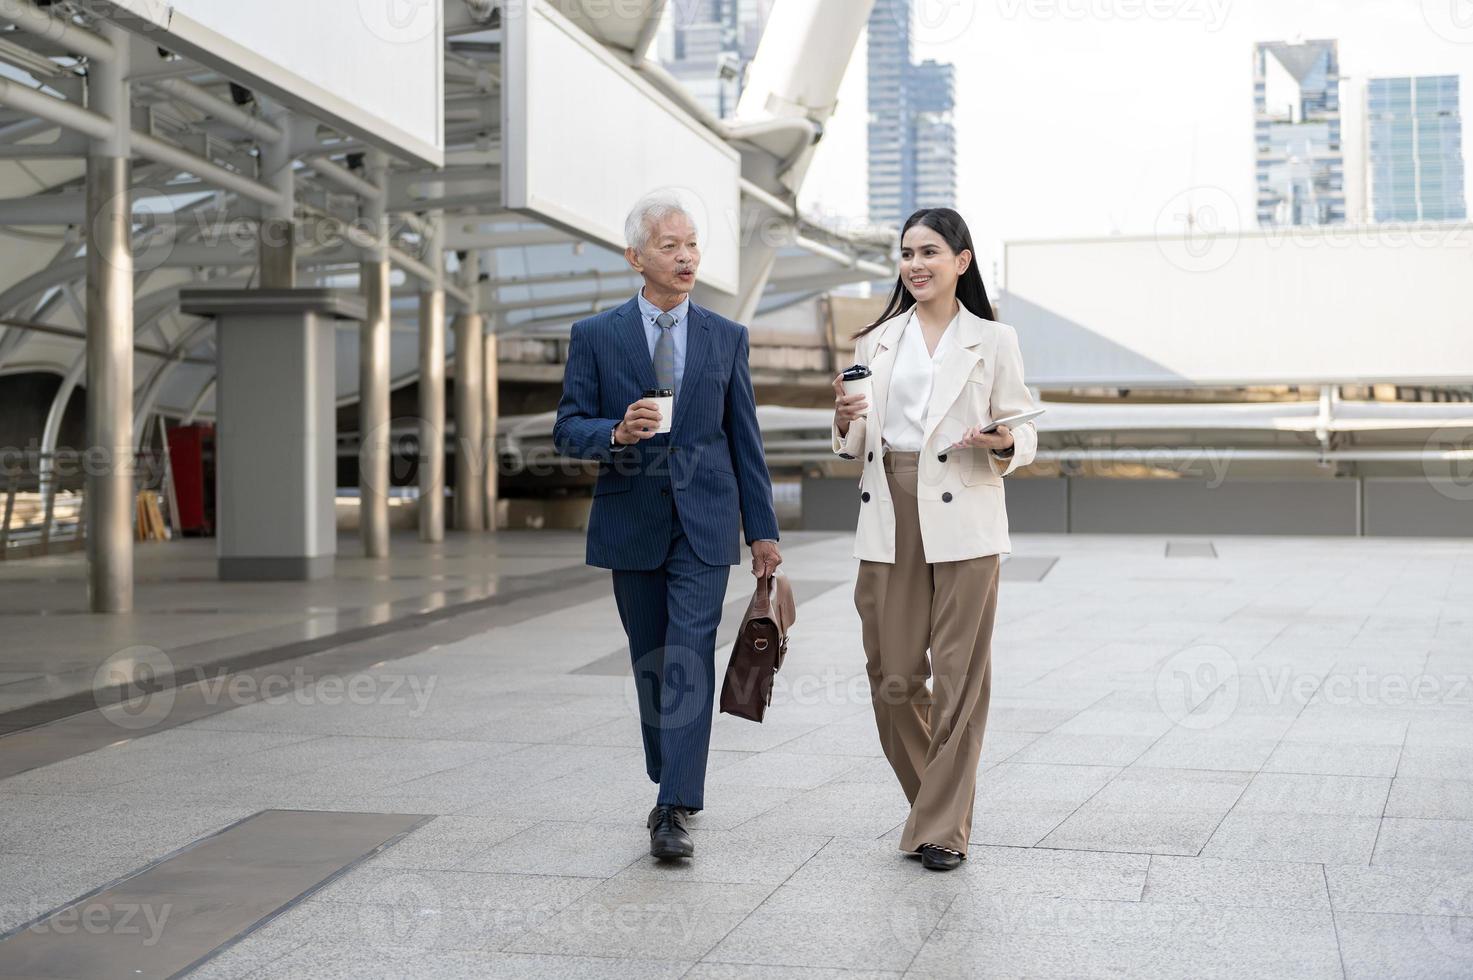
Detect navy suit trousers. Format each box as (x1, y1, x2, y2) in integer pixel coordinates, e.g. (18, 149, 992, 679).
(611, 506, 732, 812)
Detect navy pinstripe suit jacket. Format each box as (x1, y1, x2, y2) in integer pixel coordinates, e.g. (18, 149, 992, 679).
(553, 295, 780, 571)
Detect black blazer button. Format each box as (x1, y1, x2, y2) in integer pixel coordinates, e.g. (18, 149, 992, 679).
(942, 492, 953, 503)
(861, 492, 871, 503)
(937, 453, 948, 463)
(867, 451, 874, 462)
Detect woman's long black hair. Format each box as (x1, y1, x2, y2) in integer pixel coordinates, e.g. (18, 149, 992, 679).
(855, 208, 994, 338)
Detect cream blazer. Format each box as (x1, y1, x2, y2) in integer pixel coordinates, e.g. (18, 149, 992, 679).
(831, 306, 1038, 564)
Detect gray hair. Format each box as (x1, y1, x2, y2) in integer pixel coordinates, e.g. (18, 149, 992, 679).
(624, 192, 699, 253)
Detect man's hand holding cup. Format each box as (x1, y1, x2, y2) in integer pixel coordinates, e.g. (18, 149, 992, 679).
(615, 398, 664, 444)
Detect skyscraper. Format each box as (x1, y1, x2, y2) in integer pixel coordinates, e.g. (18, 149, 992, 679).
(1366, 75, 1466, 222)
(911, 60, 957, 215)
(1254, 39, 1346, 227)
(867, 0, 911, 225)
(660, 0, 774, 119)
(867, 0, 958, 226)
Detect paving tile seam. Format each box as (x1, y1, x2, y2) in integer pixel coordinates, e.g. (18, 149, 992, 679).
(973, 841, 1199, 863)
(235, 938, 312, 978)
(902, 890, 965, 975)
(693, 835, 837, 969)
(871, 817, 909, 842)
(1369, 723, 1414, 872)
(1032, 725, 1184, 852)
(958, 896, 1346, 915)
(719, 789, 830, 834)
(1323, 861, 1353, 980)
(477, 859, 656, 957)
(1190, 775, 1257, 860)
(1329, 907, 1473, 922)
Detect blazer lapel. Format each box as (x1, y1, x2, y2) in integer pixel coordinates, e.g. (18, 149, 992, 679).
(921, 309, 987, 450)
(670, 302, 711, 437)
(616, 297, 657, 392)
(866, 313, 907, 439)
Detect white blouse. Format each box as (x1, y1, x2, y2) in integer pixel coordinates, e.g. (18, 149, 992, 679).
(882, 310, 958, 452)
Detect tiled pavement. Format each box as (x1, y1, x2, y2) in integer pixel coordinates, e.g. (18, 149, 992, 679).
(3, 531, 1473, 978)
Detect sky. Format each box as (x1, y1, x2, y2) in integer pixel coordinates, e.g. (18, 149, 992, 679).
(797, 0, 1473, 291)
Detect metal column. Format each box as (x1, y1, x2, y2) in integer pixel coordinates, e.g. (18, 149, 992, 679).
(480, 249, 498, 531)
(417, 210, 446, 542)
(482, 330, 499, 531)
(85, 22, 133, 613)
(452, 254, 484, 532)
(257, 100, 295, 287)
(358, 150, 391, 558)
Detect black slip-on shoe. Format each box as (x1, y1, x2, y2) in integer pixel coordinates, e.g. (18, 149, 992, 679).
(919, 844, 964, 871)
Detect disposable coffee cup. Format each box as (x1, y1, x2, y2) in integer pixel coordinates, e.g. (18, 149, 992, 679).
(840, 364, 873, 415)
(644, 387, 674, 434)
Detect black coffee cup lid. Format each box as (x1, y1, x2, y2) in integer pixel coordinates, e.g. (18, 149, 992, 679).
(643, 387, 674, 398)
(841, 363, 872, 380)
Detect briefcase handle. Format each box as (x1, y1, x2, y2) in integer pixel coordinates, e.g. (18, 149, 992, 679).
(754, 573, 773, 612)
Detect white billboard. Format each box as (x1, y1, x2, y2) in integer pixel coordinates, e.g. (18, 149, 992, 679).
(1001, 224, 1473, 387)
(501, 0, 740, 294)
(103, 0, 443, 166)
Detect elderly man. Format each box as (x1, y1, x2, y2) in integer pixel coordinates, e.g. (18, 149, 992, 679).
(553, 192, 782, 860)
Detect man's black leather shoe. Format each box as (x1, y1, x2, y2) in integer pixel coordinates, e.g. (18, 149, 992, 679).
(647, 804, 694, 859)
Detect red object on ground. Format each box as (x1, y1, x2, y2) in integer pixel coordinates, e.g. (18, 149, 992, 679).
(166, 423, 215, 535)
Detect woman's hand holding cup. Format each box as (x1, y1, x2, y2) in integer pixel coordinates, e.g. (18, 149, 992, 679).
(833, 365, 872, 436)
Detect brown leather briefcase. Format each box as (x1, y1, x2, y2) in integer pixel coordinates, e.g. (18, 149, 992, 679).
(719, 573, 796, 723)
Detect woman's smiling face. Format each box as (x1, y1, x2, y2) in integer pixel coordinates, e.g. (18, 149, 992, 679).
(900, 222, 971, 303)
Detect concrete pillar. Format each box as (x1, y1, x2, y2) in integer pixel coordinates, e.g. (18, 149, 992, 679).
(85, 22, 133, 613)
(181, 289, 358, 581)
(358, 150, 391, 558)
(417, 211, 446, 542)
(453, 308, 484, 532)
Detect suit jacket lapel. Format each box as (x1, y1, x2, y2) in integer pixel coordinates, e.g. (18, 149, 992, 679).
(922, 346, 982, 449)
(921, 309, 987, 449)
(616, 297, 657, 392)
(866, 312, 907, 442)
(671, 303, 711, 436)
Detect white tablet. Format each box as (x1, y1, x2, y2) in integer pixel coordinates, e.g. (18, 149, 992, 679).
(947, 409, 1046, 450)
(981, 408, 1046, 433)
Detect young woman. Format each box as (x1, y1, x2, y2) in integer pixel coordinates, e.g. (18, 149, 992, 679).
(831, 208, 1037, 871)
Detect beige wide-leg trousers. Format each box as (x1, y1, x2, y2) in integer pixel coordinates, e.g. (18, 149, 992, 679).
(855, 450, 1001, 855)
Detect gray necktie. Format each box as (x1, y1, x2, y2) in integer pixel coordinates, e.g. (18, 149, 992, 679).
(653, 312, 677, 400)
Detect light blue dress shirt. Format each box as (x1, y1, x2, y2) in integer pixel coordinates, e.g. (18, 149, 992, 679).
(636, 289, 689, 398)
